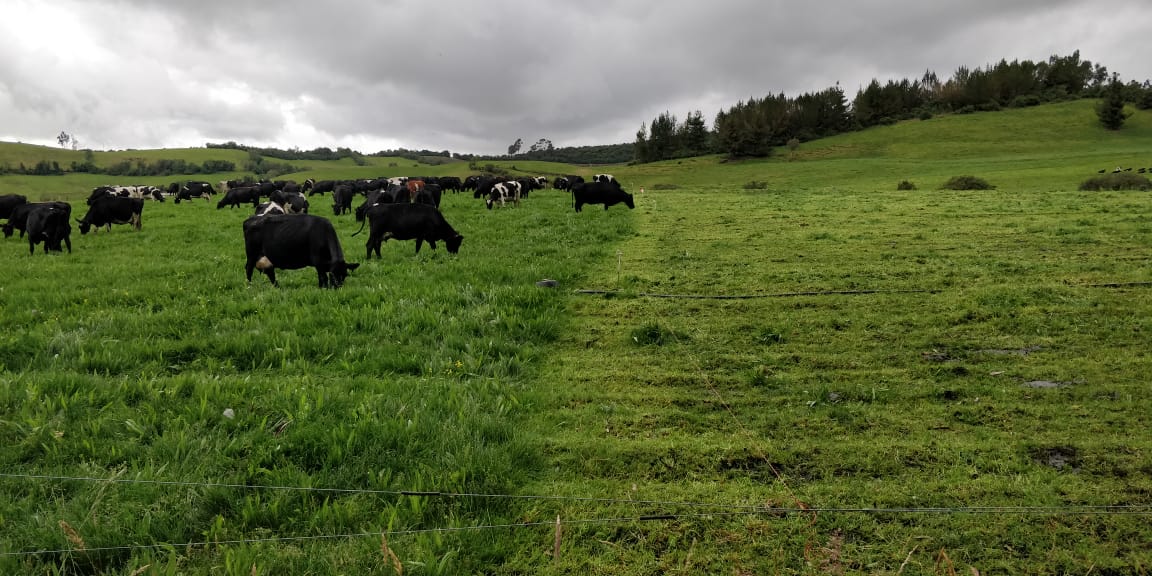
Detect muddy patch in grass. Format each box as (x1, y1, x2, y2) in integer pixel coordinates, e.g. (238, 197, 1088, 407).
(1030, 445, 1080, 471)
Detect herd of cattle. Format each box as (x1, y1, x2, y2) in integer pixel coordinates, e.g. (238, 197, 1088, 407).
(0, 172, 635, 287)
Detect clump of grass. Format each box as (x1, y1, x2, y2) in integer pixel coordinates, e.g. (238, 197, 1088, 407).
(897, 180, 917, 191)
(631, 322, 688, 346)
(941, 175, 995, 190)
(743, 180, 769, 190)
(651, 183, 680, 190)
(1079, 173, 1151, 191)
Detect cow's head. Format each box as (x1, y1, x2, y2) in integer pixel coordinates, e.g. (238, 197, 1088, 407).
(329, 261, 361, 288)
(446, 234, 464, 254)
(624, 193, 635, 209)
(76, 218, 92, 235)
(1, 223, 13, 238)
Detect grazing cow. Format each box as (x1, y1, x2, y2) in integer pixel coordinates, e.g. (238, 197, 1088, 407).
(552, 177, 570, 191)
(332, 184, 355, 215)
(473, 176, 499, 199)
(438, 176, 462, 194)
(87, 186, 118, 205)
(572, 181, 635, 212)
(413, 184, 442, 208)
(356, 202, 464, 258)
(355, 187, 401, 222)
(486, 181, 521, 209)
(4, 201, 71, 239)
(255, 201, 286, 216)
(405, 179, 425, 200)
(242, 214, 360, 288)
(77, 196, 143, 233)
(25, 204, 72, 255)
(217, 186, 261, 209)
(307, 180, 337, 197)
(174, 181, 217, 204)
(593, 174, 620, 187)
(463, 175, 481, 193)
(284, 193, 309, 214)
(0, 194, 29, 220)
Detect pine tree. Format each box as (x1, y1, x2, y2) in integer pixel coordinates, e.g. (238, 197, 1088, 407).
(1097, 78, 1127, 130)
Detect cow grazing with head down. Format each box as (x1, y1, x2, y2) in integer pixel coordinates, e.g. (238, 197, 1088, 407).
(486, 181, 521, 209)
(4, 201, 71, 239)
(217, 186, 261, 209)
(77, 196, 143, 234)
(0, 194, 28, 220)
(174, 181, 216, 204)
(357, 202, 463, 258)
(26, 204, 72, 255)
(332, 184, 355, 215)
(572, 181, 635, 212)
(243, 214, 359, 288)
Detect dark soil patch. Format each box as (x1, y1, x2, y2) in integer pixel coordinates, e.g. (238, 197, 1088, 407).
(1031, 446, 1080, 471)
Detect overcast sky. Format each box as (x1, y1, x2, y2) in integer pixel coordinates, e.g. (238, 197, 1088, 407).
(1, 0, 1148, 156)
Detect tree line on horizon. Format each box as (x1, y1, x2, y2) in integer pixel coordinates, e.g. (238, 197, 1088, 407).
(634, 50, 1152, 162)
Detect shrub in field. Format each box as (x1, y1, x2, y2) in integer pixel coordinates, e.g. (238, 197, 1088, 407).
(1079, 173, 1151, 191)
(942, 175, 995, 190)
(744, 180, 769, 190)
(631, 322, 689, 346)
(897, 180, 917, 190)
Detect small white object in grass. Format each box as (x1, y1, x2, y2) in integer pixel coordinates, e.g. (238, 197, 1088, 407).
(223, 408, 235, 419)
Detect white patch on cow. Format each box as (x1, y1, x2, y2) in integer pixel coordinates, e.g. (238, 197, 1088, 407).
(256, 256, 273, 270)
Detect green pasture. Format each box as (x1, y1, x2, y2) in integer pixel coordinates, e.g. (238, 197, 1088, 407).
(2, 100, 1152, 574)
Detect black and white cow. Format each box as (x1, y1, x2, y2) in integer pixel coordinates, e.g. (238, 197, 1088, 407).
(572, 181, 635, 212)
(593, 174, 619, 187)
(0, 194, 28, 220)
(242, 214, 360, 288)
(552, 177, 570, 191)
(77, 196, 143, 234)
(26, 203, 72, 255)
(4, 201, 71, 239)
(486, 181, 521, 209)
(174, 181, 216, 204)
(254, 201, 286, 216)
(356, 202, 464, 258)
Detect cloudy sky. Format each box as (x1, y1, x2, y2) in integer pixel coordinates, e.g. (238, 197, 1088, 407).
(1, 0, 1148, 156)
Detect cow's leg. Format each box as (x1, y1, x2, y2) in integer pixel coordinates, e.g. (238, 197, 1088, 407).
(245, 260, 256, 283)
(317, 268, 329, 288)
(264, 269, 278, 287)
(415, 238, 424, 253)
(63, 234, 71, 254)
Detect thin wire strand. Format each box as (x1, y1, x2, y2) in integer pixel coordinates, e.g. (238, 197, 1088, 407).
(4, 506, 1151, 559)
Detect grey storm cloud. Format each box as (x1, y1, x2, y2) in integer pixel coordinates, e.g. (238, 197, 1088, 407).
(0, 0, 1148, 154)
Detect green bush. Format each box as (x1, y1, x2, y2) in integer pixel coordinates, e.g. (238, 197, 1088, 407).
(1079, 173, 1151, 191)
(942, 175, 995, 190)
(897, 180, 917, 191)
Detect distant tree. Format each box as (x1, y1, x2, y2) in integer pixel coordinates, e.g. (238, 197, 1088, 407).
(57, 131, 71, 148)
(70, 137, 79, 150)
(680, 110, 709, 157)
(1097, 77, 1128, 130)
(507, 138, 523, 156)
(633, 122, 650, 163)
(529, 138, 554, 153)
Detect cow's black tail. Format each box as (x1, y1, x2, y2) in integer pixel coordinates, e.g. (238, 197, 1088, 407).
(351, 218, 367, 237)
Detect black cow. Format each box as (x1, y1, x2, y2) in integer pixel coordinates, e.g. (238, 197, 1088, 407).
(0, 194, 28, 220)
(413, 184, 442, 208)
(572, 181, 635, 212)
(439, 176, 463, 194)
(217, 186, 261, 209)
(243, 214, 360, 288)
(355, 187, 399, 222)
(552, 177, 570, 191)
(308, 180, 337, 196)
(332, 184, 355, 215)
(4, 202, 71, 238)
(356, 203, 464, 258)
(77, 196, 144, 234)
(26, 204, 72, 255)
(87, 186, 118, 205)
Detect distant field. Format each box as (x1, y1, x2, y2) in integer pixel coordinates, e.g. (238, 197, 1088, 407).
(2, 100, 1152, 574)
